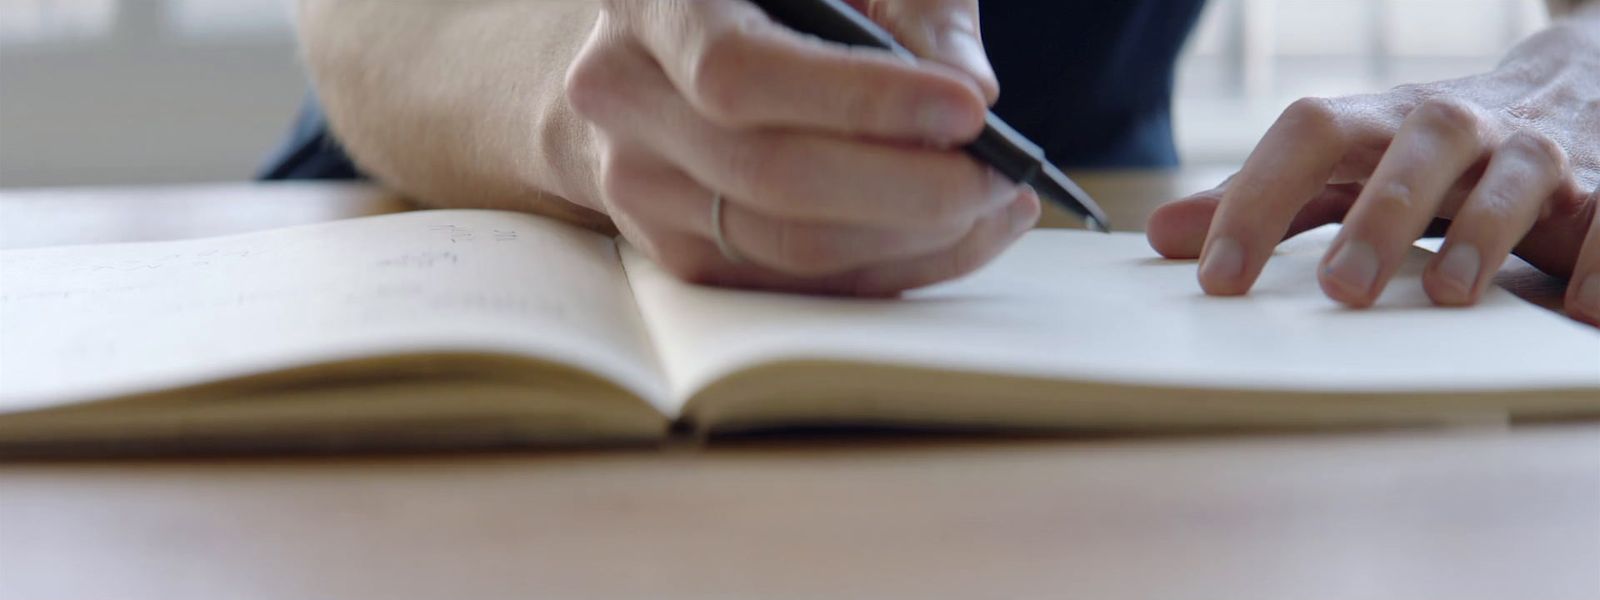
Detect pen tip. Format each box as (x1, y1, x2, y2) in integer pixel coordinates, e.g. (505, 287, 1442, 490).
(1035, 163, 1113, 233)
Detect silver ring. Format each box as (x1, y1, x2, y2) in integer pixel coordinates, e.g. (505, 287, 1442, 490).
(711, 193, 742, 263)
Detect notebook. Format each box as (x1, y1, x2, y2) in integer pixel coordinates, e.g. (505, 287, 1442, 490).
(2, 209, 1596, 454)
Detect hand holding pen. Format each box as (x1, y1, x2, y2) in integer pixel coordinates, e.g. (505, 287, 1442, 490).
(566, 0, 1043, 296)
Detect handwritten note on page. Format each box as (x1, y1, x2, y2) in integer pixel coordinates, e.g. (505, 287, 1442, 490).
(0, 210, 667, 413)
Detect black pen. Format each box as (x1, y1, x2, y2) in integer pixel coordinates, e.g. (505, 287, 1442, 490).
(747, 0, 1112, 232)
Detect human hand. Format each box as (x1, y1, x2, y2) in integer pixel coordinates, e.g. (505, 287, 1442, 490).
(1147, 17, 1600, 324)
(566, 0, 1037, 296)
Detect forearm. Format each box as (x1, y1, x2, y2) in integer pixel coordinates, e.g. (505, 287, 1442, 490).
(1506, 0, 1599, 74)
(296, 0, 611, 230)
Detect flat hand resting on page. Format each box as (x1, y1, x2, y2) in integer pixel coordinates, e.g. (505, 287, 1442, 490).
(1147, 5, 1600, 326)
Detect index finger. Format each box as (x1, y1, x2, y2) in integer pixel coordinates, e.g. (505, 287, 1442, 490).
(1197, 98, 1352, 295)
(621, 0, 988, 143)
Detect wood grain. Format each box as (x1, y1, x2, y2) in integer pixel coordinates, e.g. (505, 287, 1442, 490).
(2, 428, 1597, 600)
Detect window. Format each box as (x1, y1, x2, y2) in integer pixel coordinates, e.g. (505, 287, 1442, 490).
(1175, 0, 1550, 164)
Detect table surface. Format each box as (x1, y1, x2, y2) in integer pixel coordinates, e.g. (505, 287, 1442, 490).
(2, 170, 1597, 600)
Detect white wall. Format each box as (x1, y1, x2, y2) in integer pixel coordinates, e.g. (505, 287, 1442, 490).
(1175, 0, 1548, 164)
(0, 0, 303, 187)
(0, 0, 1557, 188)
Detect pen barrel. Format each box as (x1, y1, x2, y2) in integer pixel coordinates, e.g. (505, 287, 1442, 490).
(746, 0, 1108, 230)
(748, 0, 917, 61)
(965, 113, 1046, 188)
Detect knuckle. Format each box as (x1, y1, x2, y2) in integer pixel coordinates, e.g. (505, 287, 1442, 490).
(1543, 186, 1591, 222)
(1366, 180, 1417, 215)
(565, 45, 624, 123)
(1500, 101, 1543, 124)
(1470, 180, 1530, 217)
(1280, 97, 1344, 138)
(1462, 189, 1520, 222)
(1386, 83, 1444, 116)
(1409, 98, 1484, 139)
(688, 28, 757, 124)
(564, 61, 604, 120)
(1502, 131, 1568, 173)
(1389, 82, 1432, 101)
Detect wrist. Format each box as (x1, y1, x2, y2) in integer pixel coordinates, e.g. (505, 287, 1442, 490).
(510, 10, 619, 233)
(523, 103, 617, 233)
(1499, 8, 1600, 74)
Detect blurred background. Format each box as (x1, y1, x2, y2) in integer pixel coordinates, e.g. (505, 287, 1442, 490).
(0, 0, 1552, 188)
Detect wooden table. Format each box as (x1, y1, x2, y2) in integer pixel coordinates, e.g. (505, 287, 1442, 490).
(2, 171, 1597, 600)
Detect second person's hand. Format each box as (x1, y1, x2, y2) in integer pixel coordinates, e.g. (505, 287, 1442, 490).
(566, 0, 1038, 296)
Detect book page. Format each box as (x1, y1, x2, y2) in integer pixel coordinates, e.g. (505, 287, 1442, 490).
(622, 226, 1600, 413)
(0, 210, 669, 414)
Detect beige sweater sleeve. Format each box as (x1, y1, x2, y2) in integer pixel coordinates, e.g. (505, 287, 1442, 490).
(296, 1, 614, 232)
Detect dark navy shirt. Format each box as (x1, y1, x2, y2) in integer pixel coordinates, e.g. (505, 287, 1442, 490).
(260, 1, 1206, 180)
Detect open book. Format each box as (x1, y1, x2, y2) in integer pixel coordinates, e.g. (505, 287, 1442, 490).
(3, 210, 1597, 454)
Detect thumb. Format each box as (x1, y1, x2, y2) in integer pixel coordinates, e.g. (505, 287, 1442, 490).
(870, 0, 999, 104)
(1147, 176, 1360, 260)
(1147, 185, 1227, 260)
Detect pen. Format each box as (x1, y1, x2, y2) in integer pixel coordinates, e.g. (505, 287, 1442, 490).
(747, 0, 1113, 232)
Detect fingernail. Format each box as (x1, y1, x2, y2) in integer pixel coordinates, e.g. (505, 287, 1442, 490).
(1199, 237, 1244, 284)
(1578, 275, 1600, 318)
(918, 96, 973, 142)
(1325, 239, 1380, 294)
(986, 169, 1019, 206)
(1436, 244, 1481, 296)
(1010, 191, 1039, 230)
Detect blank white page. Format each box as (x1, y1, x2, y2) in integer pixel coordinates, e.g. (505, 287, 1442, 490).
(624, 226, 1600, 410)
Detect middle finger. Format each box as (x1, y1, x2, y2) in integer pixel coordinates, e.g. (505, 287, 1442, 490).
(1319, 99, 1493, 307)
(605, 148, 981, 276)
(577, 37, 1013, 230)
